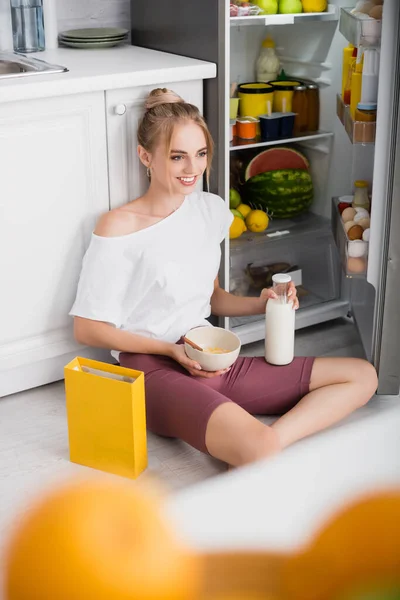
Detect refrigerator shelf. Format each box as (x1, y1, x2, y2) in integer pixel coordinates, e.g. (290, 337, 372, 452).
(230, 4, 338, 27)
(229, 299, 350, 345)
(339, 8, 382, 48)
(336, 94, 376, 145)
(332, 197, 369, 279)
(230, 131, 333, 152)
(229, 212, 331, 256)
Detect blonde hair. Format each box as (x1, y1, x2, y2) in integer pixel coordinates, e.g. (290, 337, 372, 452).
(137, 88, 214, 184)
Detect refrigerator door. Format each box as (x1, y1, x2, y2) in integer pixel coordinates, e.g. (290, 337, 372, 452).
(366, 0, 400, 394)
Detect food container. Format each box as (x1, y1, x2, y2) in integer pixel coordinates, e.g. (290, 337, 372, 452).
(237, 82, 274, 118)
(268, 80, 302, 113)
(64, 357, 147, 479)
(259, 112, 295, 141)
(280, 112, 296, 138)
(236, 116, 259, 139)
(229, 97, 240, 120)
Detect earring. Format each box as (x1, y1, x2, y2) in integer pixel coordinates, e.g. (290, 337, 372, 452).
(146, 167, 151, 179)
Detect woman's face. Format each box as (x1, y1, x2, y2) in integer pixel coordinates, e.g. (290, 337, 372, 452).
(149, 121, 208, 196)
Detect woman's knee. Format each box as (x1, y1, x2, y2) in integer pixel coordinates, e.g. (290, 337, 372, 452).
(205, 403, 280, 467)
(310, 357, 378, 405)
(235, 426, 281, 466)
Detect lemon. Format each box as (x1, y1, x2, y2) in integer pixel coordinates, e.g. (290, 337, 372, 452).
(301, 0, 327, 12)
(245, 210, 269, 233)
(229, 216, 247, 239)
(237, 203, 252, 219)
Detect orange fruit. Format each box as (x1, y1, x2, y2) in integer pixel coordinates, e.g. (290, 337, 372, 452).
(282, 491, 400, 600)
(5, 478, 201, 600)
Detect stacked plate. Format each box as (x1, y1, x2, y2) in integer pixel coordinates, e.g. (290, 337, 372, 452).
(58, 28, 129, 49)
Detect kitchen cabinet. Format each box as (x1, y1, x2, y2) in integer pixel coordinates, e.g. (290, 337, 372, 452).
(0, 92, 110, 397)
(105, 80, 204, 208)
(0, 75, 207, 397)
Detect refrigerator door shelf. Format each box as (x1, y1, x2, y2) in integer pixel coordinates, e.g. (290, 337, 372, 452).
(332, 197, 369, 280)
(336, 94, 376, 144)
(339, 8, 382, 48)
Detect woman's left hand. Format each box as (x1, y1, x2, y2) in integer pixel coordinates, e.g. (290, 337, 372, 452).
(260, 282, 299, 310)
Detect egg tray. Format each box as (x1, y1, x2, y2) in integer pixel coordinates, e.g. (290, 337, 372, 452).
(331, 197, 369, 278)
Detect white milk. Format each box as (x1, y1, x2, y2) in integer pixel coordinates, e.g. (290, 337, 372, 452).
(265, 299, 295, 365)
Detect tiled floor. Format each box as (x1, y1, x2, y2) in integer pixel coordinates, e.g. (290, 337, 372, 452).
(0, 318, 398, 551)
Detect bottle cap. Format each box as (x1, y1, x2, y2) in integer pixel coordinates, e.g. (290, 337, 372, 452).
(357, 102, 377, 111)
(272, 273, 291, 284)
(262, 36, 275, 48)
(354, 180, 368, 188)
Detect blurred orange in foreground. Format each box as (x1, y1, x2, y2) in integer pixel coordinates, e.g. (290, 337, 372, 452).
(4, 478, 201, 600)
(282, 490, 400, 600)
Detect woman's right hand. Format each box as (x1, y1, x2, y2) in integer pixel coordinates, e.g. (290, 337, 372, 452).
(169, 344, 230, 378)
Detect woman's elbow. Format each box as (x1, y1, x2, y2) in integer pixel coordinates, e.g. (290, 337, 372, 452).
(73, 317, 90, 345)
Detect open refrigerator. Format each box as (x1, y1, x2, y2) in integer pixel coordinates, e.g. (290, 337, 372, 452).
(131, 0, 400, 394)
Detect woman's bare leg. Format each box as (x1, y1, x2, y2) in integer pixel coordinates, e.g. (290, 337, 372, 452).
(271, 357, 378, 449)
(205, 357, 377, 468)
(205, 403, 281, 468)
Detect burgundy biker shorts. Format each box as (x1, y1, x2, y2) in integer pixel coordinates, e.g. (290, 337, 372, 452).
(119, 350, 315, 454)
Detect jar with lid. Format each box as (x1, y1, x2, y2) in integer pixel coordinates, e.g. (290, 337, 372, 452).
(352, 180, 370, 211)
(292, 85, 308, 134)
(265, 274, 295, 366)
(305, 83, 320, 132)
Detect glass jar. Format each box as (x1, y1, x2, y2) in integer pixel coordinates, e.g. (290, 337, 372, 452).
(292, 85, 308, 134)
(10, 0, 45, 53)
(306, 83, 320, 132)
(352, 180, 370, 211)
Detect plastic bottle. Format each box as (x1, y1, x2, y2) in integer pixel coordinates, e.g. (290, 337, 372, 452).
(265, 274, 295, 366)
(256, 36, 280, 84)
(343, 48, 358, 105)
(352, 180, 370, 211)
(350, 59, 363, 119)
(342, 43, 355, 99)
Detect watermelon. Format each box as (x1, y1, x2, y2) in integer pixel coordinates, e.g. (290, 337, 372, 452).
(244, 147, 309, 181)
(243, 169, 313, 219)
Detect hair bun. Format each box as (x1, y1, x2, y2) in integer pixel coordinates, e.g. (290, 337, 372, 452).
(145, 88, 184, 111)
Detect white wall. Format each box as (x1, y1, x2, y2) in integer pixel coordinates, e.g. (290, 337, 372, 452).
(56, 0, 131, 33)
(0, 0, 131, 51)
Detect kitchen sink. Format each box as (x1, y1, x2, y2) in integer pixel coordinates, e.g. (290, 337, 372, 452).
(0, 52, 68, 80)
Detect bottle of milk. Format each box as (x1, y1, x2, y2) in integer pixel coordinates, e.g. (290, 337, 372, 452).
(265, 273, 295, 366)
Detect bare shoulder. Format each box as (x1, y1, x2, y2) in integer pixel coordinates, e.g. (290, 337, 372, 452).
(94, 207, 142, 238)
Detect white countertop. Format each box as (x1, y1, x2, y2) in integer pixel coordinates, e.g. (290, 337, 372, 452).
(0, 45, 216, 104)
(166, 400, 400, 552)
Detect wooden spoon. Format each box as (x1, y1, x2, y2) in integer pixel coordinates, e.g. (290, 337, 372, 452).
(183, 336, 203, 352)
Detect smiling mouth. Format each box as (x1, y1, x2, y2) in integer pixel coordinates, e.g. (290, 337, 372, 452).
(177, 176, 197, 185)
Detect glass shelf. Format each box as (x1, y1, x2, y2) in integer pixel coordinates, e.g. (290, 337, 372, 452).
(230, 130, 333, 152)
(230, 4, 338, 27)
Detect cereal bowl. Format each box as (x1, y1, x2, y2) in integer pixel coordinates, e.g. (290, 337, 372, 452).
(184, 326, 241, 372)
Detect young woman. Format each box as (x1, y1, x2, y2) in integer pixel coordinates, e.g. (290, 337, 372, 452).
(70, 88, 378, 468)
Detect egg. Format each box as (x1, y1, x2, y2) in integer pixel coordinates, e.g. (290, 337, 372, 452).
(347, 257, 367, 274)
(344, 220, 356, 233)
(342, 207, 356, 223)
(354, 0, 375, 13)
(348, 224, 364, 240)
(357, 217, 371, 230)
(363, 228, 371, 242)
(369, 4, 383, 18)
(354, 206, 369, 216)
(348, 240, 368, 258)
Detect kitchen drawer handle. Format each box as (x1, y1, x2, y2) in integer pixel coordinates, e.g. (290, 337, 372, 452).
(114, 104, 127, 116)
